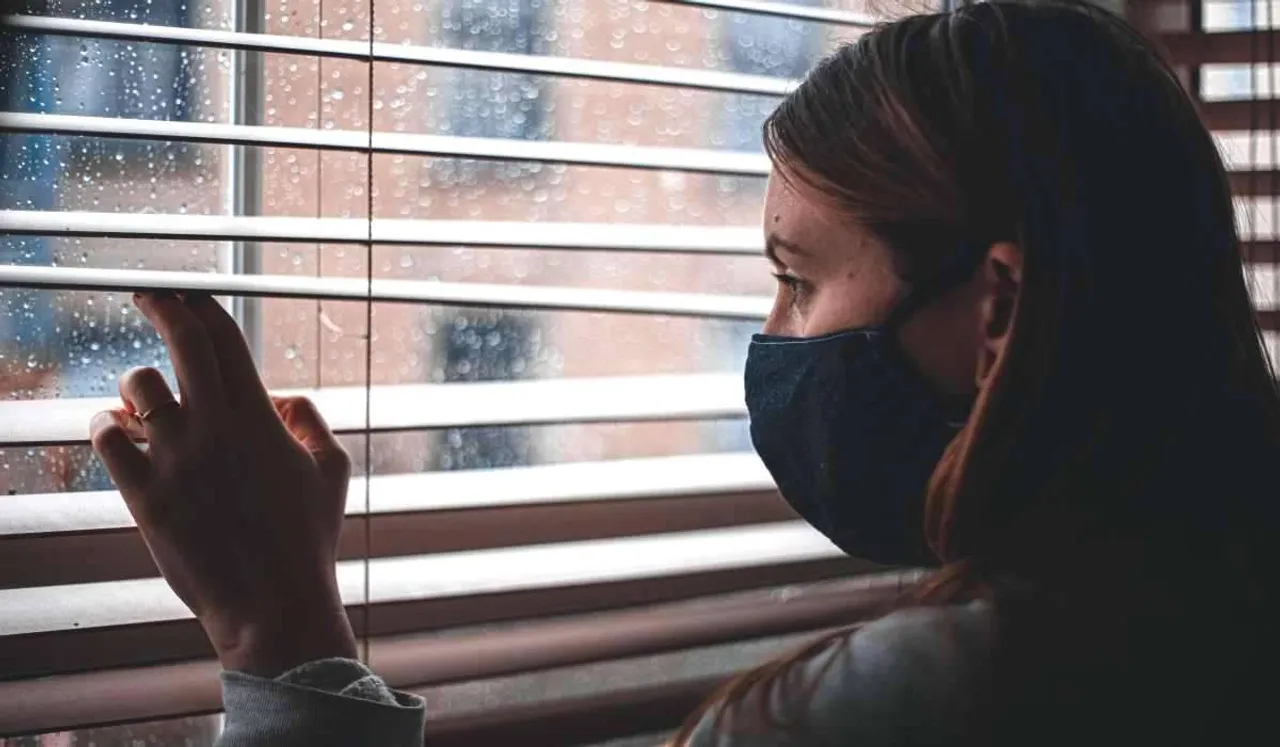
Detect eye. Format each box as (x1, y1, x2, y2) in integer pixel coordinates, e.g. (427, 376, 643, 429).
(772, 272, 811, 308)
(771, 272, 800, 290)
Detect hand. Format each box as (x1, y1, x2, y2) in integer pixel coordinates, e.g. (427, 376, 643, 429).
(89, 292, 358, 677)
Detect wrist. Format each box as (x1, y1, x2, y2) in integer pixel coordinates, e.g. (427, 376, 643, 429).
(208, 598, 358, 678)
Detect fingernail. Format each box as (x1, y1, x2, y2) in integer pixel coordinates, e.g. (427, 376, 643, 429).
(184, 290, 212, 304)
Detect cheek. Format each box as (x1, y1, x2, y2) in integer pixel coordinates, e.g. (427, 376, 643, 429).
(896, 292, 984, 396)
(763, 261, 903, 338)
(803, 276, 899, 337)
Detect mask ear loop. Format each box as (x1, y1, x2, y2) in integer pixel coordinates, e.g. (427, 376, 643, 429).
(884, 239, 992, 331)
(881, 239, 991, 426)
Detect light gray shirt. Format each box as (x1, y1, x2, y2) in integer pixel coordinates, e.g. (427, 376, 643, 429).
(216, 602, 992, 746)
(685, 601, 992, 747)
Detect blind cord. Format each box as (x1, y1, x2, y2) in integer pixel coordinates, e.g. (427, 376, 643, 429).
(317, 0, 325, 394)
(363, 0, 375, 666)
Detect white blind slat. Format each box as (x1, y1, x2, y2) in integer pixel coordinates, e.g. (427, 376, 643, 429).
(0, 264, 771, 319)
(0, 452, 772, 535)
(0, 373, 747, 447)
(0, 210, 763, 254)
(0, 522, 839, 636)
(652, 0, 876, 26)
(0, 14, 799, 96)
(0, 112, 773, 176)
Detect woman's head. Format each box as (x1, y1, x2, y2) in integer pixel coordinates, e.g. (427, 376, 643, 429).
(679, 5, 1280, 744)
(752, 0, 1280, 577)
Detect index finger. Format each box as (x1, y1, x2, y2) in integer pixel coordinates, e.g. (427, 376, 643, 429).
(133, 292, 227, 419)
(183, 292, 277, 422)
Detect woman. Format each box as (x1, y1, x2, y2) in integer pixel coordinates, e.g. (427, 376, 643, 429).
(89, 1, 1280, 745)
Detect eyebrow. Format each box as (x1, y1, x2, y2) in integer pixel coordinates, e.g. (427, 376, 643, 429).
(764, 234, 812, 265)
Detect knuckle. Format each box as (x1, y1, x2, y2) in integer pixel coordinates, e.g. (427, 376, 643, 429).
(186, 426, 226, 458)
(318, 446, 353, 486)
(166, 322, 204, 352)
(120, 365, 166, 391)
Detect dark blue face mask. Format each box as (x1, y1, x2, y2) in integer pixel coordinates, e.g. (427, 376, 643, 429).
(744, 251, 979, 568)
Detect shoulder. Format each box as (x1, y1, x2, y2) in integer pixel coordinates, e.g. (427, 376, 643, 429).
(837, 601, 994, 718)
(844, 599, 994, 692)
(685, 602, 993, 747)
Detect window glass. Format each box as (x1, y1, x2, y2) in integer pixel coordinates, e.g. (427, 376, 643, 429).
(719, 0, 824, 152)
(441, 0, 550, 141)
(1199, 0, 1264, 101)
(1203, 0, 1268, 31)
(437, 308, 541, 469)
(378, 0, 868, 72)
(49, 0, 195, 121)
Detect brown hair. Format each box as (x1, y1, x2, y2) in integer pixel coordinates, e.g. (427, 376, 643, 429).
(674, 1, 1280, 744)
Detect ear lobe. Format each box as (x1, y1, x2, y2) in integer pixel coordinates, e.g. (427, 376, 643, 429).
(975, 241, 1023, 387)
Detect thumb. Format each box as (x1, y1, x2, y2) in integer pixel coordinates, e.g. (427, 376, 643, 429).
(90, 409, 151, 493)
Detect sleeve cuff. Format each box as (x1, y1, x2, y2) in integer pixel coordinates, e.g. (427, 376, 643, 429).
(220, 659, 425, 747)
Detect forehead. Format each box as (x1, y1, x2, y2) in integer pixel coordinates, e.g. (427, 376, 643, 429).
(763, 172, 867, 257)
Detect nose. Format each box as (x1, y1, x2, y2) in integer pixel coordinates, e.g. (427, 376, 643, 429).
(761, 293, 791, 336)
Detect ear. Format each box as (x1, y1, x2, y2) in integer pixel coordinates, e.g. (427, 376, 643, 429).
(975, 241, 1023, 387)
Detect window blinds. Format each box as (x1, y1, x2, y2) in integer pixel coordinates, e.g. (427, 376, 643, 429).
(0, 0, 889, 740)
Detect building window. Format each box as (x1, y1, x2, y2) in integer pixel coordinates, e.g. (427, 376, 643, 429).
(431, 0, 550, 185)
(719, 2, 823, 152)
(436, 310, 541, 470)
(440, 0, 548, 142)
(48, 0, 196, 163)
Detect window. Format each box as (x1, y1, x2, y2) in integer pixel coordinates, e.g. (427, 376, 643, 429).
(440, 0, 548, 142)
(432, 0, 550, 459)
(47, 0, 197, 165)
(51, 0, 193, 122)
(1191, 0, 1280, 363)
(1, 21, 179, 495)
(435, 309, 541, 470)
(1, 33, 57, 375)
(1200, 0, 1254, 99)
(719, 0, 824, 153)
(1, 1, 918, 742)
(430, 0, 550, 185)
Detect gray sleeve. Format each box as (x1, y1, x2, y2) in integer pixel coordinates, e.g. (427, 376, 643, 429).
(684, 603, 991, 747)
(218, 658, 426, 747)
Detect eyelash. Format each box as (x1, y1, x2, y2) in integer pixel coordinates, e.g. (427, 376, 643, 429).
(772, 272, 809, 306)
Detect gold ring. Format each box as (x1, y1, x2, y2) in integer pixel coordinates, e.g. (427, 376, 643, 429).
(136, 400, 181, 422)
